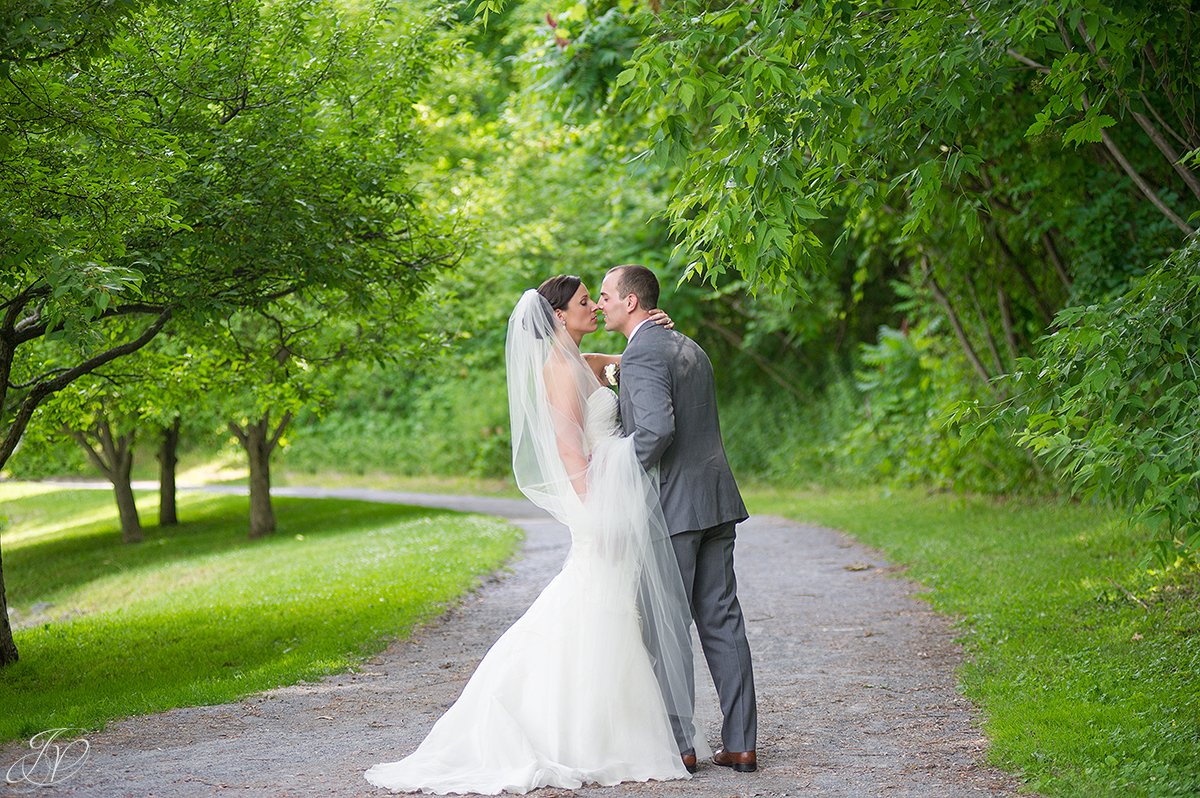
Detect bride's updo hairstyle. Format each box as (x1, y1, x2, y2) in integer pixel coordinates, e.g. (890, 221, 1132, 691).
(537, 275, 581, 312)
(529, 275, 581, 339)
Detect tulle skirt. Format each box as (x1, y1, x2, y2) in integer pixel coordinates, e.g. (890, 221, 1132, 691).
(363, 547, 689, 794)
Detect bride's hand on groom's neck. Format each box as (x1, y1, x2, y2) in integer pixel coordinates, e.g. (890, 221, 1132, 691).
(647, 308, 674, 329)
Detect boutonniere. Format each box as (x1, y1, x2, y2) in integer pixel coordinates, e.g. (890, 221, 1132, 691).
(604, 362, 620, 389)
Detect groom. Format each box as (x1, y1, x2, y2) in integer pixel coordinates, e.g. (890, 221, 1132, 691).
(597, 264, 758, 774)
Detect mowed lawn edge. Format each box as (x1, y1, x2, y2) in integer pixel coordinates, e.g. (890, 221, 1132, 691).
(0, 484, 522, 741)
(745, 486, 1200, 798)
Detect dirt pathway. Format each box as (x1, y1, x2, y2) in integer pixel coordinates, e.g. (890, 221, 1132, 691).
(2, 485, 1024, 797)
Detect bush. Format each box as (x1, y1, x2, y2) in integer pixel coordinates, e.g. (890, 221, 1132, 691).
(720, 379, 859, 486)
(1003, 240, 1200, 563)
(845, 321, 1040, 493)
(2, 433, 91, 481)
(280, 364, 511, 479)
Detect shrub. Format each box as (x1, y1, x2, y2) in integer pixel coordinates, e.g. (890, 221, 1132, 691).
(1003, 240, 1200, 563)
(845, 321, 1039, 493)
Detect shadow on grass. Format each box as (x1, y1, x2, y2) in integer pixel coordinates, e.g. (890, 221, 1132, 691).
(0, 492, 520, 742)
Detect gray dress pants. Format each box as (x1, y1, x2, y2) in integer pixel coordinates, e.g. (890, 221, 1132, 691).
(670, 520, 757, 753)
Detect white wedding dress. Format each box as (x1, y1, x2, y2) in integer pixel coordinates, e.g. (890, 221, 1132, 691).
(365, 292, 700, 794)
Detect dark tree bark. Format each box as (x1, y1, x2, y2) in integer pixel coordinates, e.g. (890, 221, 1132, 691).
(229, 410, 293, 539)
(997, 286, 1020, 362)
(1057, 19, 1196, 236)
(923, 258, 994, 389)
(71, 420, 143, 543)
(158, 417, 181, 527)
(964, 272, 1006, 376)
(1, 308, 170, 467)
(699, 318, 805, 399)
(985, 220, 1056, 326)
(0, 534, 17, 666)
(1142, 43, 1200, 149)
(1041, 232, 1072, 291)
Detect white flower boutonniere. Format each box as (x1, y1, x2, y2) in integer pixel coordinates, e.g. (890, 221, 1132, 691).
(603, 362, 619, 389)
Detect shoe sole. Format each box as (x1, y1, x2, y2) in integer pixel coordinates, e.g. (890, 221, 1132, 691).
(714, 761, 757, 772)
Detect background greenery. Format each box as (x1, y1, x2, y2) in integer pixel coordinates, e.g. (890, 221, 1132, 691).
(3, 0, 1199, 794)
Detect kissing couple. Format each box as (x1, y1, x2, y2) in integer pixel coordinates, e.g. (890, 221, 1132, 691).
(366, 264, 757, 794)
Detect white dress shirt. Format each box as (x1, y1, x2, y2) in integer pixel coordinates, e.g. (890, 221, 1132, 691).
(626, 317, 655, 345)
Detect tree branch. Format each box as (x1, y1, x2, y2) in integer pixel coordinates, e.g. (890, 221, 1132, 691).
(983, 215, 1055, 326)
(1059, 19, 1196, 235)
(0, 310, 172, 465)
(698, 318, 805, 400)
(267, 410, 293, 452)
(1041, 231, 1072, 290)
(923, 257, 994, 389)
(1142, 43, 1200, 148)
(13, 300, 168, 344)
(1130, 108, 1200, 203)
(68, 427, 113, 479)
(997, 286, 1020, 361)
(1007, 49, 1050, 73)
(964, 272, 1006, 377)
(227, 421, 249, 447)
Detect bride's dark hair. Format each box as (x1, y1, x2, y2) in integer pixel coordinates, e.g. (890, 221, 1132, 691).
(537, 275, 582, 311)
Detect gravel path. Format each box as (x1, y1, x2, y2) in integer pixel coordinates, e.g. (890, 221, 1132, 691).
(2, 485, 1025, 797)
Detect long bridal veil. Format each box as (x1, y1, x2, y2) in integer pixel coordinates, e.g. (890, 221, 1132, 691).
(505, 289, 706, 758)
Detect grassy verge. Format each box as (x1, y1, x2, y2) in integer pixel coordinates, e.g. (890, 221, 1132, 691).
(0, 483, 521, 741)
(273, 467, 524, 498)
(745, 486, 1200, 798)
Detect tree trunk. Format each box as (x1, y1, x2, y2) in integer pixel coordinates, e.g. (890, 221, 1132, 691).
(246, 418, 275, 539)
(1142, 44, 1200, 148)
(699, 318, 806, 399)
(103, 423, 143, 544)
(964, 273, 1006, 377)
(1131, 108, 1200, 203)
(111, 464, 144, 544)
(997, 286, 1020, 362)
(158, 417, 180, 527)
(71, 419, 142, 543)
(0, 536, 18, 667)
(1, 325, 21, 665)
(0, 309, 171, 468)
(1058, 18, 1196, 236)
(923, 258, 995, 389)
(230, 410, 292, 539)
(985, 219, 1056, 326)
(1041, 232, 1072, 291)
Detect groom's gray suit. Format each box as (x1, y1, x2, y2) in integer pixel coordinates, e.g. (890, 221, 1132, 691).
(618, 320, 757, 754)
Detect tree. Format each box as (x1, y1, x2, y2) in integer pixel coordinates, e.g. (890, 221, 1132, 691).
(1, 0, 181, 666)
(535, 0, 1200, 509)
(0, 0, 459, 666)
(999, 240, 1200, 562)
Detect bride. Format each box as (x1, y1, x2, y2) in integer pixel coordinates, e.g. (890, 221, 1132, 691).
(364, 276, 704, 795)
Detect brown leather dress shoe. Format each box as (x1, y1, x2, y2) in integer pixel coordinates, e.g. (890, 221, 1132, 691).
(712, 748, 757, 772)
(681, 752, 698, 773)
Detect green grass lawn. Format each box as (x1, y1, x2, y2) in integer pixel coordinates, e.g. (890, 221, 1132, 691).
(0, 483, 521, 741)
(745, 485, 1200, 798)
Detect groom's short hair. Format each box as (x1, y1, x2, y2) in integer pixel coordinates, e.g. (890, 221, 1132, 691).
(609, 264, 659, 310)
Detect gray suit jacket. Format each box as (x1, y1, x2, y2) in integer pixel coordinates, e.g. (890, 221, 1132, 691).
(618, 322, 748, 535)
